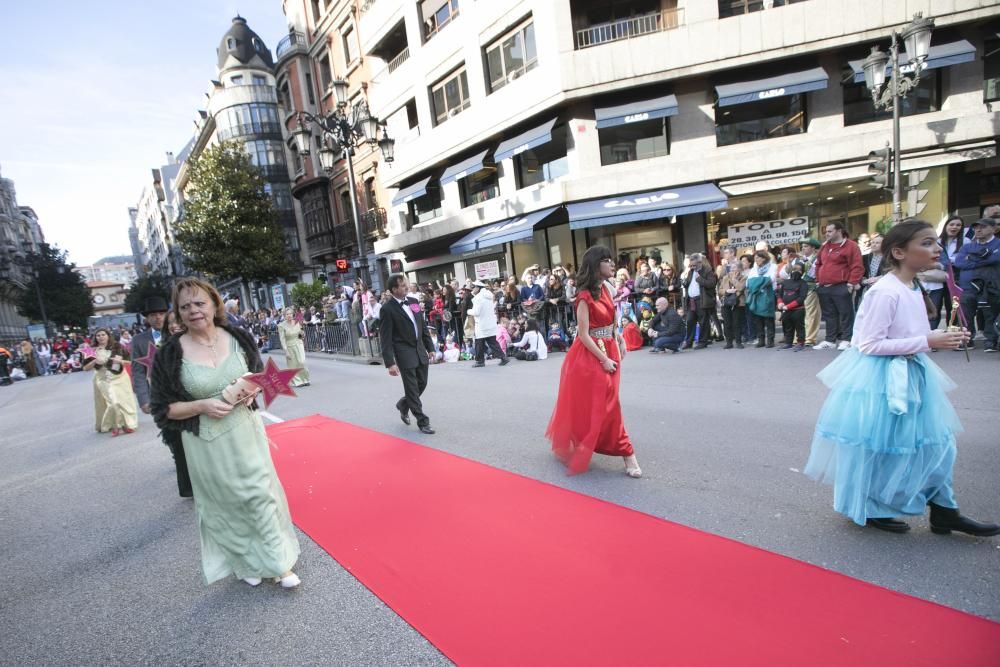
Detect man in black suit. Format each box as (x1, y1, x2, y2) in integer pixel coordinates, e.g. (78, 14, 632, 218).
(379, 273, 436, 434)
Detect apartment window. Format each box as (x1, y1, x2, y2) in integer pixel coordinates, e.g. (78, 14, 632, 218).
(342, 25, 356, 65)
(318, 52, 333, 92)
(231, 75, 244, 86)
(985, 38, 1000, 103)
(459, 165, 500, 207)
(408, 183, 443, 224)
(431, 68, 470, 125)
(515, 127, 569, 188)
(284, 227, 301, 252)
(485, 19, 538, 93)
(843, 71, 939, 126)
(265, 183, 295, 211)
(252, 75, 266, 86)
(715, 95, 805, 146)
(304, 73, 316, 105)
(288, 142, 303, 174)
(227, 38, 236, 49)
(340, 190, 354, 227)
(365, 177, 378, 210)
(719, 0, 809, 18)
(246, 139, 287, 167)
(278, 80, 292, 110)
(311, 0, 323, 23)
(301, 187, 332, 238)
(422, 0, 460, 41)
(599, 118, 669, 165)
(222, 103, 280, 135)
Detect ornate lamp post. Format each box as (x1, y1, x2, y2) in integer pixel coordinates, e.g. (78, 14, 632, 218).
(291, 79, 395, 286)
(861, 13, 934, 224)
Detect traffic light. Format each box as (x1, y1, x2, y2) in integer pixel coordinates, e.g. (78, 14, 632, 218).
(316, 272, 328, 284)
(867, 146, 893, 191)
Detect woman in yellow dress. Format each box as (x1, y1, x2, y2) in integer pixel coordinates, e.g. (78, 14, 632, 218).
(83, 328, 139, 435)
(277, 308, 310, 387)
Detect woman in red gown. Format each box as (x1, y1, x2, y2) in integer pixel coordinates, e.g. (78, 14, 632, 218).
(546, 245, 642, 477)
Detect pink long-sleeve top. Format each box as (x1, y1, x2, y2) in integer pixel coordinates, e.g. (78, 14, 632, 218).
(850, 272, 931, 356)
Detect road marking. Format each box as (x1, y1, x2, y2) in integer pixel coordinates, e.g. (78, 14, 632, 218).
(259, 411, 285, 423)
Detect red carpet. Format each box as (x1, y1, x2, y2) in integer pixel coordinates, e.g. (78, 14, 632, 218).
(267, 415, 999, 666)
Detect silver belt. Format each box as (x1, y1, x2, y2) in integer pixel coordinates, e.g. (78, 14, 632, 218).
(589, 325, 613, 339)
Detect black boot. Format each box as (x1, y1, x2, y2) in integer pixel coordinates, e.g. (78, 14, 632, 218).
(755, 337, 765, 348)
(929, 504, 1000, 537)
(865, 517, 910, 533)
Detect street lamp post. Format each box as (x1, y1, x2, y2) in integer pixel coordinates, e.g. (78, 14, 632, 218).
(861, 13, 934, 224)
(291, 80, 395, 287)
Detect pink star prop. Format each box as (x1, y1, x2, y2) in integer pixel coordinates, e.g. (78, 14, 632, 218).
(244, 357, 300, 408)
(79, 345, 97, 359)
(134, 344, 156, 372)
(944, 263, 968, 328)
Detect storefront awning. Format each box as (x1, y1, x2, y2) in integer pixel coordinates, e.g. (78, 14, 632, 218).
(715, 67, 829, 107)
(440, 149, 493, 186)
(391, 176, 433, 206)
(450, 207, 560, 254)
(494, 118, 558, 161)
(847, 39, 976, 84)
(595, 94, 679, 129)
(567, 183, 727, 230)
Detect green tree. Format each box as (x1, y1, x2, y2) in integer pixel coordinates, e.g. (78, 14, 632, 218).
(16, 243, 94, 329)
(174, 142, 291, 288)
(290, 281, 329, 309)
(123, 273, 173, 313)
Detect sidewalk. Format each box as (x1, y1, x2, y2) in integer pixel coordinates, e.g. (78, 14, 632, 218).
(262, 347, 382, 366)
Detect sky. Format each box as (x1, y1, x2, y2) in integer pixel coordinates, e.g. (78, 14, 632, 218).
(0, 0, 291, 266)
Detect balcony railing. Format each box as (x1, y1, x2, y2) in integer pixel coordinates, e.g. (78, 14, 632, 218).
(360, 0, 377, 14)
(255, 164, 290, 180)
(574, 8, 684, 50)
(362, 207, 387, 238)
(276, 31, 307, 58)
(387, 47, 410, 74)
(216, 122, 283, 142)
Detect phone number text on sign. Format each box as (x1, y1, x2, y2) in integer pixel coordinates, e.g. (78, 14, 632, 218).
(726, 217, 810, 246)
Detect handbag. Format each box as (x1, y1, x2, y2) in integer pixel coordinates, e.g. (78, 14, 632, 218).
(464, 314, 476, 338)
(723, 293, 739, 307)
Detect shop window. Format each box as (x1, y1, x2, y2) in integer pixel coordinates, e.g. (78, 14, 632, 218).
(715, 94, 805, 147)
(985, 38, 1000, 103)
(459, 166, 500, 207)
(422, 0, 460, 41)
(599, 118, 670, 165)
(408, 183, 443, 224)
(843, 70, 939, 126)
(430, 67, 470, 126)
(485, 19, 538, 93)
(515, 126, 569, 188)
(718, 0, 810, 19)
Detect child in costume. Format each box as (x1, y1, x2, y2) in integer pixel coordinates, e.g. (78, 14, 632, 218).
(804, 220, 999, 537)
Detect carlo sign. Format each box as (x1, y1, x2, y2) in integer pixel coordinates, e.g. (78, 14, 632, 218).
(727, 217, 810, 246)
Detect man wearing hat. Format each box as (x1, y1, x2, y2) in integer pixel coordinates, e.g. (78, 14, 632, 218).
(799, 238, 822, 346)
(951, 217, 1000, 352)
(132, 295, 193, 498)
(468, 280, 510, 368)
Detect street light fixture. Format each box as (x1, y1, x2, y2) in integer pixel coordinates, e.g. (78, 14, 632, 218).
(861, 12, 934, 224)
(293, 87, 396, 287)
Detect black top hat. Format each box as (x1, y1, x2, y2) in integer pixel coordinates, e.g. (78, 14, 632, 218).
(142, 296, 170, 315)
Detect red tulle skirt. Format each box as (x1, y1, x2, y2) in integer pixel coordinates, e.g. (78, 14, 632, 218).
(546, 336, 634, 474)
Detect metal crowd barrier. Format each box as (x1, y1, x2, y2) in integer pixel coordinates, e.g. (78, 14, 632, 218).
(258, 321, 381, 359)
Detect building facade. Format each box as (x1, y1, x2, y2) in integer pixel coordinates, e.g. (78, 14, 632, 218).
(85, 280, 129, 317)
(76, 259, 138, 288)
(351, 0, 999, 285)
(174, 16, 310, 307)
(0, 166, 46, 340)
(276, 0, 393, 291)
(131, 167, 172, 276)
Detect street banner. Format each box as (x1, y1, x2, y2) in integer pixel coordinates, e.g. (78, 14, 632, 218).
(271, 284, 285, 311)
(474, 260, 501, 280)
(726, 217, 810, 247)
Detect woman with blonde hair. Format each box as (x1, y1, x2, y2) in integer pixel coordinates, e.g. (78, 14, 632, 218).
(278, 307, 310, 387)
(83, 328, 139, 435)
(150, 277, 301, 588)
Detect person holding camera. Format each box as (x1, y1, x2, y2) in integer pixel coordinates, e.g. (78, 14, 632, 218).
(681, 253, 718, 349)
(951, 217, 1000, 352)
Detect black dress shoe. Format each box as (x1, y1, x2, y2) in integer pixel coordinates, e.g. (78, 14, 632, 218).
(929, 504, 1000, 537)
(472, 362, 485, 368)
(399, 408, 410, 426)
(866, 517, 911, 533)
(499, 357, 510, 366)
(419, 425, 435, 434)
(693, 343, 708, 349)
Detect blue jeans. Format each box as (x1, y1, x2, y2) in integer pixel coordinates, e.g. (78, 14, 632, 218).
(653, 334, 685, 351)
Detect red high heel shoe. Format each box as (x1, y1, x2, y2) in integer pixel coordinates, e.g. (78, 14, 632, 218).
(123, 427, 135, 434)
(111, 429, 120, 437)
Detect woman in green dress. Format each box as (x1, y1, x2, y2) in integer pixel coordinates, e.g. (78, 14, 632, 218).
(150, 278, 301, 589)
(83, 328, 139, 435)
(278, 308, 310, 387)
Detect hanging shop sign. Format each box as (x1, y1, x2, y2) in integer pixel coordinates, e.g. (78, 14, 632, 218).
(726, 217, 810, 246)
(474, 260, 501, 280)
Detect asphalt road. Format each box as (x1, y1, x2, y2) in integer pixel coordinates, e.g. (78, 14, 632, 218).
(2, 343, 998, 666)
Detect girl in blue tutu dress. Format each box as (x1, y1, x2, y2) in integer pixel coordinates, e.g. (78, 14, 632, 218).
(804, 220, 999, 536)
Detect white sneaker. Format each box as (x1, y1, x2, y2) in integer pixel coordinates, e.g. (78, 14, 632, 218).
(813, 341, 836, 350)
(837, 341, 851, 351)
(241, 577, 262, 587)
(274, 573, 301, 589)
